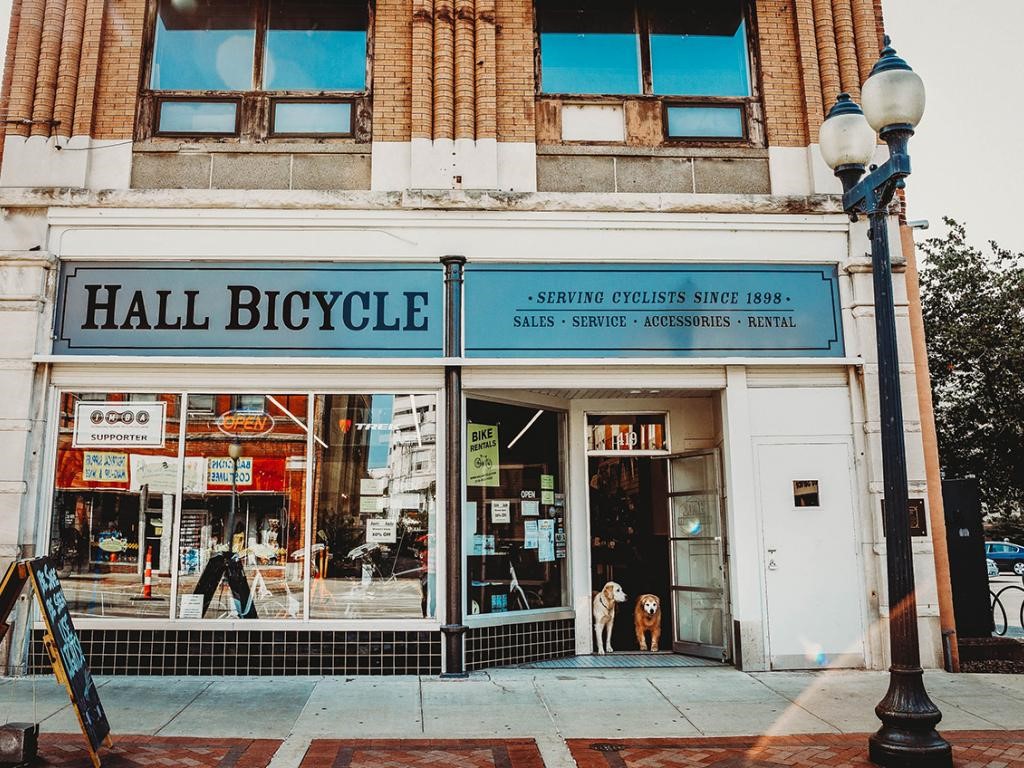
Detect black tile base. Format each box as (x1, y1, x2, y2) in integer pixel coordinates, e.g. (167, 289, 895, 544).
(465, 618, 575, 670)
(29, 629, 441, 676)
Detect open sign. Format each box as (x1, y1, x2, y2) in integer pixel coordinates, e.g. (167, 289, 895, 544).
(216, 410, 275, 438)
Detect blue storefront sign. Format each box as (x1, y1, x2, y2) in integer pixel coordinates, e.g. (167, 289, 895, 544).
(53, 262, 443, 356)
(464, 264, 844, 358)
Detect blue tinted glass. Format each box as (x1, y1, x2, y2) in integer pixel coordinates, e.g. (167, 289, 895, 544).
(265, 0, 368, 91)
(666, 106, 743, 138)
(158, 101, 237, 133)
(151, 0, 255, 90)
(650, 2, 750, 96)
(538, 1, 640, 94)
(273, 101, 352, 134)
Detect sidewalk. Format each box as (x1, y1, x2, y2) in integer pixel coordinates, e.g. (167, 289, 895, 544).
(3, 667, 1024, 767)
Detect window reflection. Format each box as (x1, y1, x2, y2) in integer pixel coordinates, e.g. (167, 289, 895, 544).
(175, 394, 308, 620)
(310, 394, 437, 619)
(650, 0, 750, 96)
(465, 400, 568, 615)
(50, 393, 181, 618)
(538, 0, 641, 95)
(264, 0, 368, 91)
(151, 0, 255, 90)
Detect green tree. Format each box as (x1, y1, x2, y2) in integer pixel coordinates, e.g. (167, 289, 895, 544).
(919, 218, 1024, 525)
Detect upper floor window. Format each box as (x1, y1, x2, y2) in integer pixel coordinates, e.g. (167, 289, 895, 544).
(145, 0, 368, 138)
(537, 0, 750, 97)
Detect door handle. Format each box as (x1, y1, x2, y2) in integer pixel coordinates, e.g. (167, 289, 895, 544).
(767, 549, 778, 570)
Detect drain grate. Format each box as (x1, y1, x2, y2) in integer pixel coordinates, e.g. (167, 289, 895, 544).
(589, 743, 628, 753)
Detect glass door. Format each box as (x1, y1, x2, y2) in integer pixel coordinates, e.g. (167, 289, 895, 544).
(667, 449, 729, 660)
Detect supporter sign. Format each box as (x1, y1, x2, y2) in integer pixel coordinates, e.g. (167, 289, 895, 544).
(73, 402, 166, 448)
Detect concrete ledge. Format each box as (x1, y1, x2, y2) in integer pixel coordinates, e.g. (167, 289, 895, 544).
(0, 188, 845, 215)
(537, 144, 768, 158)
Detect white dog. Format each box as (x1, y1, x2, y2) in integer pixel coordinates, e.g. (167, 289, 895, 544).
(592, 581, 627, 654)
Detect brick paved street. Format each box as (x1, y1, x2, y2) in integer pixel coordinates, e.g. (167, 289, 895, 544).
(299, 739, 546, 768)
(568, 732, 1024, 768)
(33, 735, 280, 767)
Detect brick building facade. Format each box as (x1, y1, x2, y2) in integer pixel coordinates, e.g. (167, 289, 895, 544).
(0, 0, 951, 677)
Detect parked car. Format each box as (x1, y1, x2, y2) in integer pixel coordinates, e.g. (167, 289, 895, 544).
(987, 558, 999, 578)
(985, 541, 1024, 576)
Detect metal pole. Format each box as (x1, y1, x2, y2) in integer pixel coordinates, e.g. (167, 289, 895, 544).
(440, 255, 468, 677)
(227, 456, 237, 555)
(866, 207, 951, 766)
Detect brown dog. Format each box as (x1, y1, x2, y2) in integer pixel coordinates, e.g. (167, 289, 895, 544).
(634, 594, 662, 652)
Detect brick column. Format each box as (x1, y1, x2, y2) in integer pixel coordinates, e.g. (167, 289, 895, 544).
(474, 0, 496, 140)
(794, 0, 825, 140)
(831, 0, 860, 98)
(432, 0, 454, 141)
(411, 0, 434, 139)
(852, 0, 880, 85)
(453, 0, 475, 139)
(71, 0, 104, 137)
(812, 0, 841, 111)
(30, 0, 67, 137)
(7, 0, 45, 137)
(53, 0, 86, 139)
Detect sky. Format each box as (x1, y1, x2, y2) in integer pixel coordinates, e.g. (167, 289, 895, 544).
(0, 1, 1019, 254)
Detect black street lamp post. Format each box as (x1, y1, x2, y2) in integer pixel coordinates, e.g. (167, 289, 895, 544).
(819, 39, 952, 767)
(226, 441, 243, 555)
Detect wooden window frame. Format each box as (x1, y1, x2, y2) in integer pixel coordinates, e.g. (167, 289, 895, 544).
(153, 96, 242, 138)
(268, 97, 356, 138)
(661, 101, 749, 143)
(534, 0, 764, 148)
(135, 0, 375, 142)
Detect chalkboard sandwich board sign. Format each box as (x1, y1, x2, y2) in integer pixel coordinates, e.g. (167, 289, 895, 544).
(0, 559, 112, 767)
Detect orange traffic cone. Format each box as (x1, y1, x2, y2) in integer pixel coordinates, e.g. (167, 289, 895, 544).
(132, 545, 165, 601)
(142, 546, 153, 599)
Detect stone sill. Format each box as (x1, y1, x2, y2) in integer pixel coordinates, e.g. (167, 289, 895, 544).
(0, 188, 846, 215)
(134, 141, 370, 154)
(537, 144, 768, 159)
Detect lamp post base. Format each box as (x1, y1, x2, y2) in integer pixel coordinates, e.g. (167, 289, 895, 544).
(868, 667, 952, 767)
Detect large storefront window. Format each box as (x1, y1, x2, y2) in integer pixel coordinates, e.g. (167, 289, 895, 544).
(176, 393, 308, 620)
(311, 394, 437, 619)
(50, 393, 181, 617)
(47, 390, 436, 622)
(465, 399, 568, 615)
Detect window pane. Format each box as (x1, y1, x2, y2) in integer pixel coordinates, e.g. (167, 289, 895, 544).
(310, 394, 438, 619)
(666, 105, 744, 138)
(151, 0, 255, 90)
(538, 0, 640, 94)
(176, 394, 308, 620)
(273, 102, 352, 134)
(50, 393, 181, 618)
(465, 400, 568, 615)
(650, 0, 750, 96)
(265, 0, 367, 90)
(158, 101, 237, 134)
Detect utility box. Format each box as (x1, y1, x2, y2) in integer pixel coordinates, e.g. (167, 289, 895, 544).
(942, 478, 994, 638)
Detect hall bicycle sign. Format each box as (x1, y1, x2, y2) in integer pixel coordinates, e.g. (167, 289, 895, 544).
(0, 558, 111, 767)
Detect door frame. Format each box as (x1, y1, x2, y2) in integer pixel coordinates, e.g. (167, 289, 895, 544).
(664, 448, 731, 661)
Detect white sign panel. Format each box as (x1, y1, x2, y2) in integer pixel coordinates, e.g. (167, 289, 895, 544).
(360, 478, 387, 496)
(82, 451, 128, 483)
(207, 457, 253, 486)
(491, 500, 511, 523)
(366, 519, 397, 544)
(179, 594, 204, 619)
(130, 455, 207, 494)
(73, 401, 166, 448)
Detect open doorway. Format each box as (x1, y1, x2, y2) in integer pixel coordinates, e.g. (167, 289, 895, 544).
(589, 455, 671, 653)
